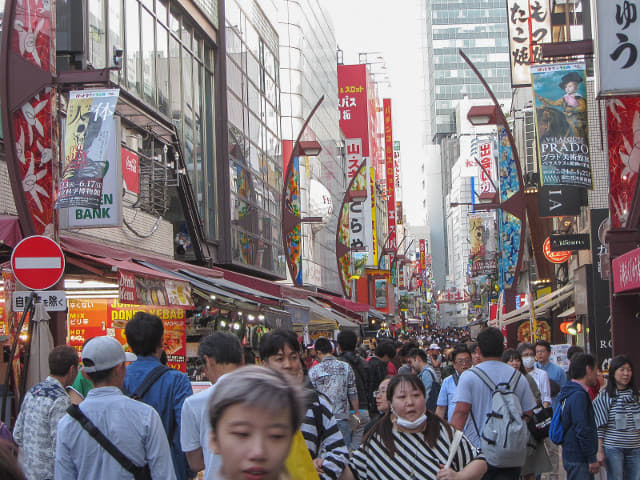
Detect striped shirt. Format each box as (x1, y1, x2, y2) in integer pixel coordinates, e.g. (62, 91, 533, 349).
(593, 388, 640, 448)
(350, 424, 482, 480)
(301, 390, 349, 480)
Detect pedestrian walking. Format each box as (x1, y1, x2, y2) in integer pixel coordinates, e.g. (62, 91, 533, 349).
(180, 332, 243, 479)
(593, 354, 640, 479)
(55, 336, 175, 479)
(350, 374, 487, 479)
(260, 329, 349, 480)
(555, 353, 600, 480)
(363, 376, 392, 434)
(451, 327, 536, 480)
(408, 348, 440, 411)
(207, 366, 305, 480)
(123, 312, 194, 480)
(13, 345, 78, 480)
(309, 337, 360, 449)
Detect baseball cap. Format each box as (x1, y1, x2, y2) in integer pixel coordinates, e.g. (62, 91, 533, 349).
(429, 343, 441, 350)
(81, 336, 137, 373)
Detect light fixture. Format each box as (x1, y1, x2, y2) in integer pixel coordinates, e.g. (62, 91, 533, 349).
(247, 314, 255, 321)
(467, 105, 498, 126)
(566, 319, 583, 335)
(297, 140, 322, 157)
(258, 314, 265, 321)
(233, 323, 240, 331)
(237, 311, 243, 316)
(210, 295, 216, 300)
(219, 320, 226, 328)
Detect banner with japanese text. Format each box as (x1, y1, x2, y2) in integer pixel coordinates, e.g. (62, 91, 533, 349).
(597, 0, 640, 95)
(383, 99, 397, 250)
(506, 0, 552, 87)
(56, 89, 120, 209)
(472, 137, 497, 199)
(338, 65, 370, 157)
(532, 63, 592, 187)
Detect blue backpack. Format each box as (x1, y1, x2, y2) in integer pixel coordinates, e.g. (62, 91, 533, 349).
(549, 398, 568, 444)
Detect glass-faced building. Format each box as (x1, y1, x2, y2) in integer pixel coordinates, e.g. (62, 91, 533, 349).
(424, 0, 511, 138)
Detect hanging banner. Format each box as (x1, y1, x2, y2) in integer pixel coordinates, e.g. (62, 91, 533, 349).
(56, 89, 120, 209)
(590, 208, 611, 370)
(506, 0, 552, 87)
(370, 166, 378, 266)
(346, 138, 363, 180)
(498, 127, 520, 202)
(532, 63, 592, 187)
(607, 96, 640, 228)
(469, 214, 497, 277)
(338, 64, 370, 157)
(596, 0, 640, 95)
(121, 147, 139, 194)
(498, 211, 522, 289)
(419, 240, 426, 273)
(383, 99, 397, 251)
(538, 185, 587, 217)
(472, 137, 497, 200)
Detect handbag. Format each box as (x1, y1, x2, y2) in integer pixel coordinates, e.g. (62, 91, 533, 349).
(527, 405, 554, 441)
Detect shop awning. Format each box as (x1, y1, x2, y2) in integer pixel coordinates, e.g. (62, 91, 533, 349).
(502, 284, 574, 326)
(176, 269, 282, 303)
(369, 309, 386, 321)
(557, 306, 576, 318)
(292, 297, 359, 328)
(0, 215, 22, 248)
(316, 293, 370, 313)
(407, 318, 423, 324)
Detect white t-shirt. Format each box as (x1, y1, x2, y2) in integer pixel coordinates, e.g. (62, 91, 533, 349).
(453, 360, 537, 448)
(529, 366, 552, 405)
(180, 374, 230, 480)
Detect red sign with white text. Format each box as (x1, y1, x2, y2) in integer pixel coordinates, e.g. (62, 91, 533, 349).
(612, 247, 640, 293)
(384, 99, 396, 251)
(121, 148, 139, 194)
(543, 237, 571, 264)
(338, 65, 370, 158)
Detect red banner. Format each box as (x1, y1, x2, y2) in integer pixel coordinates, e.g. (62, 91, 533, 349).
(121, 148, 140, 194)
(384, 99, 396, 250)
(338, 65, 370, 157)
(612, 247, 640, 293)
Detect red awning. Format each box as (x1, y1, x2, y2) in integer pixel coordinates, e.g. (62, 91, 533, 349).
(315, 292, 371, 313)
(0, 215, 23, 248)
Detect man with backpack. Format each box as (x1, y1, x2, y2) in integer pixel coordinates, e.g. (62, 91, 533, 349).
(55, 336, 175, 479)
(451, 327, 536, 480)
(408, 348, 441, 411)
(123, 312, 193, 480)
(337, 330, 372, 448)
(551, 353, 600, 479)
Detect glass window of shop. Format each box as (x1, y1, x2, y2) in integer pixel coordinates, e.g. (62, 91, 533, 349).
(226, 0, 284, 277)
(86, 0, 217, 239)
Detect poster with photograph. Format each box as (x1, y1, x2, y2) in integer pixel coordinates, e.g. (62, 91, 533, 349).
(374, 278, 387, 309)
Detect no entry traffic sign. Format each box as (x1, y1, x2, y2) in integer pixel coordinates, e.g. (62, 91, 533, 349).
(11, 236, 65, 291)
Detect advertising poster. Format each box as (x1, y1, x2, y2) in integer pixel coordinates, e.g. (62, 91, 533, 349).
(121, 147, 139, 193)
(383, 99, 397, 250)
(338, 65, 370, 157)
(469, 214, 497, 277)
(68, 298, 109, 351)
(374, 278, 388, 309)
(517, 319, 551, 344)
(498, 127, 520, 202)
(607, 96, 640, 228)
(498, 211, 521, 289)
(532, 63, 592, 187)
(56, 89, 120, 209)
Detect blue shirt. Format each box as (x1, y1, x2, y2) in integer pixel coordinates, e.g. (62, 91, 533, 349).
(536, 360, 567, 410)
(55, 386, 176, 480)
(418, 365, 435, 400)
(437, 372, 476, 441)
(124, 356, 193, 480)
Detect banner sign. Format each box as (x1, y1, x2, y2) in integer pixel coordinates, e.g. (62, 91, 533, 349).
(469, 214, 498, 276)
(532, 63, 592, 187)
(590, 209, 612, 369)
(596, 0, 640, 95)
(346, 139, 363, 180)
(549, 233, 590, 252)
(498, 211, 522, 289)
(118, 271, 194, 307)
(370, 166, 378, 266)
(472, 137, 497, 199)
(383, 99, 397, 251)
(506, 0, 552, 87)
(538, 185, 587, 217)
(419, 239, 426, 274)
(56, 89, 120, 209)
(607, 96, 640, 228)
(498, 127, 520, 202)
(338, 65, 370, 157)
(374, 278, 388, 309)
(612, 246, 640, 293)
(121, 147, 139, 194)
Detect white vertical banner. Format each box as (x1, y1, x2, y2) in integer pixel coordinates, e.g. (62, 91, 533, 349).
(348, 157, 374, 266)
(471, 137, 497, 199)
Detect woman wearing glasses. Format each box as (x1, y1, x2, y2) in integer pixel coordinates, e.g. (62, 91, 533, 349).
(363, 377, 392, 434)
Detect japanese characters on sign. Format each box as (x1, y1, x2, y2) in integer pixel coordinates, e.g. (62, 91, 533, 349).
(597, 0, 640, 94)
(384, 99, 397, 251)
(532, 62, 592, 187)
(338, 65, 370, 157)
(506, 0, 552, 87)
(13, 291, 67, 312)
(472, 137, 497, 199)
(419, 240, 426, 274)
(346, 139, 364, 180)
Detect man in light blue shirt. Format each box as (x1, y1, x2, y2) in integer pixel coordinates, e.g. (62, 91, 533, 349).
(435, 344, 473, 440)
(408, 348, 436, 400)
(55, 336, 175, 480)
(534, 340, 567, 410)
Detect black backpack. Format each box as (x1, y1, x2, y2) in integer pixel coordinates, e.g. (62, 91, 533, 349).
(341, 352, 372, 411)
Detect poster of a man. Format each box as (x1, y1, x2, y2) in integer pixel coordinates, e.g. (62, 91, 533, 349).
(531, 62, 592, 188)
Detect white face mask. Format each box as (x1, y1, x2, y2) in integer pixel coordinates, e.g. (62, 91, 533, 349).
(522, 356, 536, 369)
(392, 408, 427, 429)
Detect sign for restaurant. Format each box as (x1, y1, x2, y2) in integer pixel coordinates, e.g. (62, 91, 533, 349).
(118, 271, 194, 307)
(346, 139, 364, 181)
(56, 89, 120, 209)
(532, 63, 592, 187)
(596, 0, 640, 95)
(612, 247, 640, 293)
(383, 99, 397, 251)
(506, 0, 552, 87)
(543, 237, 571, 263)
(549, 233, 590, 252)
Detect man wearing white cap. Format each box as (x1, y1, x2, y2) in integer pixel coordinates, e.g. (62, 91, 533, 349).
(55, 336, 176, 480)
(428, 343, 443, 382)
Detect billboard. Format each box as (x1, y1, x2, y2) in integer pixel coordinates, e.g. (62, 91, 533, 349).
(532, 63, 592, 187)
(338, 65, 370, 157)
(384, 99, 397, 250)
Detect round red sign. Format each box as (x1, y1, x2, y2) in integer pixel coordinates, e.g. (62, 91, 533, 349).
(543, 237, 571, 264)
(11, 235, 65, 290)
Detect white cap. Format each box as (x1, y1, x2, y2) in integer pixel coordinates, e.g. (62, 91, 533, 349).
(81, 336, 137, 373)
(429, 343, 441, 350)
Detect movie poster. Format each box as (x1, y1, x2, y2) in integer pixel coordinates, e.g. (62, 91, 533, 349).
(532, 63, 591, 187)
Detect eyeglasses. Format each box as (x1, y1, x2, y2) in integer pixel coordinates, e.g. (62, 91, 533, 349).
(455, 359, 471, 365)
(373, 389, 387, 398)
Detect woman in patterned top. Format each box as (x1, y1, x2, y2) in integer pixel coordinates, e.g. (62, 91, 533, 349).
(350, 374, 486, 480)
(594, 355, 640, 480)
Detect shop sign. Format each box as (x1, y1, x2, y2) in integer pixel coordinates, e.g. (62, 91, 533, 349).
(538, 185, 587, 217)
(56, 89, 120, 209)
(612, 246, 640, 293)
(549, 233, 590, 252)
(13, 291, 66, 311)
(384, 99, 397, 251)
(121, 147, 139, 194)
(543, 237, 571, 263)
(346, 139, 363, 181)
(118, 271, 194, 307)
(473, 138, 497, 200)
(338, 65, 370, 157)
(68, 298, 108, 352)
(597, 0, 640, 95)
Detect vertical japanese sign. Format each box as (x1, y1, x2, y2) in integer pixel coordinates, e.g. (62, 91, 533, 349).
(370, 165, 378, 266)
(338, 65, 370, 157)
(506, 0, 552, 87)
(346, 139, 363, 180)
(419, 240, 426, 274)
(607, 96, 640, 228)
(589, 208, 612, 370)
(472, 137, 497, 199)
(532, 63, 592, 187)
(383, 99, 396, 251)
(56, 89, 120, 209)
(597, 0, 640, 94)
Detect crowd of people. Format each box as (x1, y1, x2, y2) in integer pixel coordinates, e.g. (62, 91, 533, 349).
(0, 315, 638, 480)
